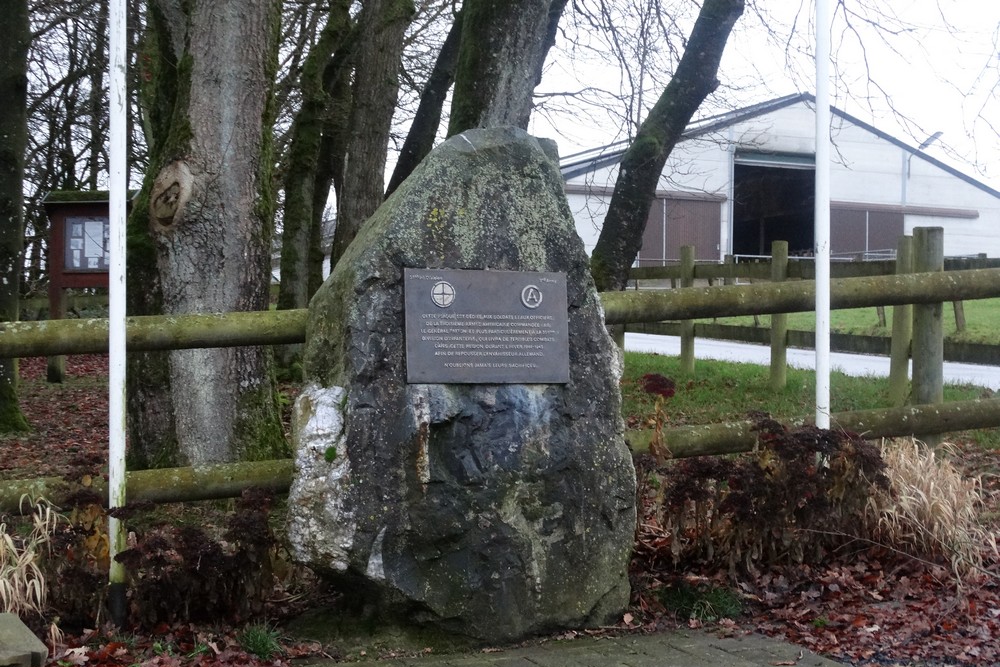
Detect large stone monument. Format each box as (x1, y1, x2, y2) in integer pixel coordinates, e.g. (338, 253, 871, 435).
(286, 127, 636, 642)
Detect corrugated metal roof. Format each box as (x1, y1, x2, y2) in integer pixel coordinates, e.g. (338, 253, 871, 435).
(560, 93, 1000, 200)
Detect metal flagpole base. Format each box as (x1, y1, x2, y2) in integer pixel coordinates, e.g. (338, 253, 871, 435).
(108, 582, 127, 628)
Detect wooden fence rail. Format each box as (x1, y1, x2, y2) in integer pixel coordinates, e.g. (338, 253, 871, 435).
(629, 254, 1000, 282)
(600, 266, 1000, 325)
(2, 395, 997, 514)
(3, 260, 999, 509)
(0, 309, 308, 357)
(3, 267, 1000, 358)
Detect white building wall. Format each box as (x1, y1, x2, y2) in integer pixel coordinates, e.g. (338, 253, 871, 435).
(566, 191, 609, 255)
(564, 98, 1000, 259)
(903, 215, 988, 257)
(903, 157, 1000, 257)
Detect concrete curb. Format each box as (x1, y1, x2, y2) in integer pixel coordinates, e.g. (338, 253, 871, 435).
(0, 613, 47, 667)
(298, 632, 844, 667)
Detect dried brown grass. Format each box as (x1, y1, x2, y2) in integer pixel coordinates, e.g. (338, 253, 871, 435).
(0, 497, 62, 615)
(868, 437, 999, 580)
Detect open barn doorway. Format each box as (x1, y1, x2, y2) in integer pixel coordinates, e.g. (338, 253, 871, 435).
(732, 153, 815, 257)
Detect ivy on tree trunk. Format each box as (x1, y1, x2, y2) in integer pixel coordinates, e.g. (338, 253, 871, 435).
(129, 0, 287, 466)
(329, 0, 415, 269)
(590, 0, 745, 293)
(447, 0, 567, 136)
(0, 0, 30, 433)
(276, 0, 353, 314)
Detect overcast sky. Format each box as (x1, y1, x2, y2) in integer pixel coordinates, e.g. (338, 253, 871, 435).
(531, 0, 1000, 190)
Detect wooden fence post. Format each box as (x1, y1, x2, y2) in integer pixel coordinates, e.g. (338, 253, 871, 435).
(953, 300, 967, 332)
(912, 227, 944, 447)
(769, 240, 789, 391)
(46, 287, 66, 383)
(888, 235, 913, 406)
(680, 245, 695, 373)
(875, 305, 887, 327)
(718, 254, 735, 323)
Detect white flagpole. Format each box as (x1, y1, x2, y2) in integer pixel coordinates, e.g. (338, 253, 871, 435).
(107, 0, 128, 625)
(814, 0, 832, 429)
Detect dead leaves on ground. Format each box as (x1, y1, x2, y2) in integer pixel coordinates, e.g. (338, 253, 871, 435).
(49, 623, 325, 666)
(2, 356, 110, 480)
(745, 559, 1000, 665)
(632, 467, 1000, 666)
(9, 355, 1000, 666)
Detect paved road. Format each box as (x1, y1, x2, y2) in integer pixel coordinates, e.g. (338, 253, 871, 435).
(625, 332, 1000, 391)
(303, 632, 842, 667)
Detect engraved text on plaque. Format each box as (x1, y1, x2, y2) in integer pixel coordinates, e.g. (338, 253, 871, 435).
(404, 268, 570, 383)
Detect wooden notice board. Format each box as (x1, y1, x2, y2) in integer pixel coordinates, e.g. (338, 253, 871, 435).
(43, 191, 114, 382)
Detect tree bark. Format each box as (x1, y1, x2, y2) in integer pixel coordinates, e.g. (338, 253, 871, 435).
(328, 0, 415, 268)
(0, 0, 30, 433)
(132, 0, 286, 466)
(590, 0, 744, 292)
(85, 0, 109, 190)
(385, 7, 463, 196)
(126, 1, 183, 468)
(276, 0, 353, 314)
(447, 0, 566, 136)
(307, 47, 354, 299)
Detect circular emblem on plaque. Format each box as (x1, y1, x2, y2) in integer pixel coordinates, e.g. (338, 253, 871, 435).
(431, 281, 456, 308)
(521, 284, 543, 309)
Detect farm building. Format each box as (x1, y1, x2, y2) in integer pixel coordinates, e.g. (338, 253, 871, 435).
(561, 93, 1000, 263)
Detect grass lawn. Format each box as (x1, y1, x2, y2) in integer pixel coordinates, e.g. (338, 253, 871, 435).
(621, 350, 1000, 449)
(696, 297, 1000, 345)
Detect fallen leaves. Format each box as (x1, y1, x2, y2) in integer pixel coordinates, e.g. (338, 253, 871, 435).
(770, 649, 803, 665)
(631, 440, 1000, 667)
(2, 355, 110, 480)
(49, 623, 325, 667)
(737, 557, 1000, 665)
(8, 355, 1000, 667)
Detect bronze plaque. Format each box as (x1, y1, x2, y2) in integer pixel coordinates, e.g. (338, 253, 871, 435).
(404, 268, 570, 384)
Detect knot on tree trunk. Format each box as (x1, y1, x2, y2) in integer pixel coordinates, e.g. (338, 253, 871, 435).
(150, 160, 194, 233)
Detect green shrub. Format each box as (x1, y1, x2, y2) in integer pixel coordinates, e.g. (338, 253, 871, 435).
(659, 581, 743, 621)
(238, 622, 282, 660)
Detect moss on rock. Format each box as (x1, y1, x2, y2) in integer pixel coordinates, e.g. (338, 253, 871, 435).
(290, 128, 636, 643)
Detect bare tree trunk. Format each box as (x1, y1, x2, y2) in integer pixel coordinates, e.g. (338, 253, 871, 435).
(130, 0, 286, 465)
(86, 0, 109, 189)
(328, 0, 415, 268)
(276, 0, 352, 315)
(447, 0, 567, 136)
(309, 57, 352, 296)
(26, 233, 41, 295)
(126, 3, 184, 468)
(590, 0, 744, 292)
(0, 0, 29, 432)
(294, 51, 354, 304)
(385, 8, 463, 196)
